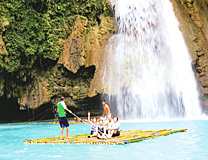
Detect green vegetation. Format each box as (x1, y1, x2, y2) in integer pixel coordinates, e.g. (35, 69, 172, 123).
(0, 0, 112, 99)
(0, 0, 112, 73)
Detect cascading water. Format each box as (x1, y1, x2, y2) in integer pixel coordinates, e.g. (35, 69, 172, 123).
(101, 0, 202, 120)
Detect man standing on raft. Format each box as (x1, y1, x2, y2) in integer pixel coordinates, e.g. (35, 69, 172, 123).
(57, 96, 72, 140)
(102, 100, 111, 120)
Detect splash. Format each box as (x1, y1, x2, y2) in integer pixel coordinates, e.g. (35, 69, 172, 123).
(102, 0, 202, 119)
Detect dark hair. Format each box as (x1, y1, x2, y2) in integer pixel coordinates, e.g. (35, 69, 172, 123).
(113, 116, 118, 121)
(60, 96, 65, 100)
(102, 100, 106, 102)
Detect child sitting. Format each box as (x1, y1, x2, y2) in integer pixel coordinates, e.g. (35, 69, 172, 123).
(96, 119, 108, 139)
(108, 116, 120, 138)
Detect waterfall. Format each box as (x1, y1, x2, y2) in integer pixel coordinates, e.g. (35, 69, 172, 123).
(101, 0, 202, 120)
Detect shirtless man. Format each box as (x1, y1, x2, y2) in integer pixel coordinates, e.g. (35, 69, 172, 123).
(102, 100, 111, 120)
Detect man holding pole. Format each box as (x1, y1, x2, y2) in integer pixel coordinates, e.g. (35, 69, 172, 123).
(57, 96, 72, 140)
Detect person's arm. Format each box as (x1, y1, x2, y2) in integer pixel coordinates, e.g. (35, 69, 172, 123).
(62, 101, 72, 113)
(65, 106, 72, 113)
(88, 112, 93, 126)
(104, 121, 109, 126)
(88, 112, 91, 121)
(108, 123, 112, 130)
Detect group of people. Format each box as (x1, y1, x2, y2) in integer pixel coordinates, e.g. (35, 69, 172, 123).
(88, 112, 120, 139)
(87, 100, 120, 139)
(56, 97, 120, 140)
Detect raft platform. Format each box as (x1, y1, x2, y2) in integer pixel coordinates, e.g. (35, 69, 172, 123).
(24, 128, 187, 145)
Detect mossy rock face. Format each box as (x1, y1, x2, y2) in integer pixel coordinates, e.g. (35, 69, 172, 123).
(24, 128, 187, 145)
(170, 0, 208, 107)
(0, 0, 115, 113)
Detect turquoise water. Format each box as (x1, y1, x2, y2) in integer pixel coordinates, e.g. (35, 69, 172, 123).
(0, 120, 208, 160)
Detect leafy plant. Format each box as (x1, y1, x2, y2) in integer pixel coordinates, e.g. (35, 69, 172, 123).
(0, 0, 112, 73)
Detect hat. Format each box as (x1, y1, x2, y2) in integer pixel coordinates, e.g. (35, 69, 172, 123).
(60, 96, 65, 100)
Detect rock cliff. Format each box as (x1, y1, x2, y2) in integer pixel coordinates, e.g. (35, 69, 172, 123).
(170, 0, 208, 108)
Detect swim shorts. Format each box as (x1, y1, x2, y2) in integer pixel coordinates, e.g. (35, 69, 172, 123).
(59, 117, 69, 128)
(105, 114, 111, 118)
(112, 131, 120, 137)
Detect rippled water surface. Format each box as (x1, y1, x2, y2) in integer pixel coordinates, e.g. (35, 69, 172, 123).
(0, 120, 207, 160)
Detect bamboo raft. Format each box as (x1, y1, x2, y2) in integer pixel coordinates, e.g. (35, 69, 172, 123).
(24, 128, 187, 145)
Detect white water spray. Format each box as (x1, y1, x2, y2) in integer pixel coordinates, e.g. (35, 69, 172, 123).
(102, 0, 202, 119)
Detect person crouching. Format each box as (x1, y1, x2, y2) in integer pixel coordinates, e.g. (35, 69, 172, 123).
(108, 116, 120, 138)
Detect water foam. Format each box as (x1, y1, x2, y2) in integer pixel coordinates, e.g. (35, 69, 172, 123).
(102, 0, 202, 119)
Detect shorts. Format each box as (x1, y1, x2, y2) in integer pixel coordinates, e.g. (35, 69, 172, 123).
(59, 117, 69, 128)
(105, 114, 111, 118)
(112, 131, 120, 137)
